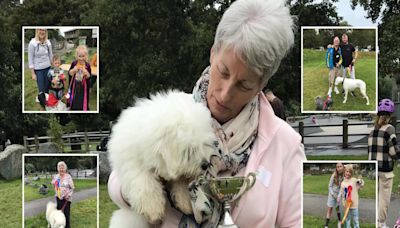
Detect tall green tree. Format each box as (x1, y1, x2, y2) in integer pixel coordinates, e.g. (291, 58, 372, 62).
(268, 0, 342, 116)
(83, 0, 227, 120)
(351, 0, 400, 98)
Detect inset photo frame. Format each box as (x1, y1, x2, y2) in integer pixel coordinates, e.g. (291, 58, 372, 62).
(23, 154, 99, 228)
(301, 26, 378, 113)
(302, 161, 378, 227)
(22, 26, 99, 113)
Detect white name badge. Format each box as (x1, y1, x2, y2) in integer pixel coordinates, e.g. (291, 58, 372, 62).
(256, 166, 272, 188)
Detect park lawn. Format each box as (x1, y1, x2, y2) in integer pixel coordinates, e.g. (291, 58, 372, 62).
(0, 180, 110, 227)
(302, 49, 376, 112)
(393, 164, 400, 195)
(23, 49, 97, 112)
(303, 174, 376, 199)
(306, 154, 368, 160)
(99, 183, 118, 228)
(0, 179, 22, 227)
(306, 156, 400, 195)
(24, 178, 97, 202)
(24, 196, 97, 228)
(303, 215, 375, 227)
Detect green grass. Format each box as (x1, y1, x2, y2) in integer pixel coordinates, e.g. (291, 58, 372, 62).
(303, 49, 376, 112)
(23, 49, 97, 111)
(306, 156, 400, 195)
(306, 155, 368, 160)
(0, 180, 114, 227)
(24, 196, 97, 228)
(303, 214, 376, 227)
(393, 164, 400, 195)
(24, 177, 97, 202)
(99, 183, 118, 228)
(303, 174, 376, 199)
(0, 179, 22, 227)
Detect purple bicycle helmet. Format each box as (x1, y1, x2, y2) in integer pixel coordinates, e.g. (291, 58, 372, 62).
(378, 99, 394, 113)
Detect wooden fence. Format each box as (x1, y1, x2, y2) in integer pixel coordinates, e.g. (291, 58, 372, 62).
(23, 130, 110, 153)
(23, 117, 399, 151)
(293, 117, 399, 149)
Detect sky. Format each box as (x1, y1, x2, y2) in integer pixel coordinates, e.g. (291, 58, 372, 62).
(334, 0, 380, 26)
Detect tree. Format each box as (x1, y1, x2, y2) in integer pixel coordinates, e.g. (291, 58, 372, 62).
(25, 163, 35, 174)
(351, 0, 400, 99)
(267, 0, 342, 114)
(83, 0, 224, 120)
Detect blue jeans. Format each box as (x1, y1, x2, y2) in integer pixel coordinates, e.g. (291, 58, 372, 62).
(35, 67, 50, 93)
(345, 208, 359, 228)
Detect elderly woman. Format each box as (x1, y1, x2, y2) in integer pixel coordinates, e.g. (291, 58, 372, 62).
(51, 161, 75, 228)
(108, 0, 305, 227)
(28, 28, 53, 109)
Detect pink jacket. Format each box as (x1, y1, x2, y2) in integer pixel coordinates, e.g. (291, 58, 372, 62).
(108, 93, 306, 227)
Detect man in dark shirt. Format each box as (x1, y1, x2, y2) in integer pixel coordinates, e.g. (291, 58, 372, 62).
(341, 33, 358, 79)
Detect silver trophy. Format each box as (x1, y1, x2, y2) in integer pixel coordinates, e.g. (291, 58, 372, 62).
(199, 172, 256, 228)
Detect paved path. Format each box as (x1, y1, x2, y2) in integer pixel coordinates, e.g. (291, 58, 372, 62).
(303, 193, 376, 223)
(24, 187, 97, 218)
(305, 147, 368, 156)
(304, 193, 400, 226)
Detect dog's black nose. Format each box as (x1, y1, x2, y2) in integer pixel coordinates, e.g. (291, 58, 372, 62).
(201, 160, 209, 170)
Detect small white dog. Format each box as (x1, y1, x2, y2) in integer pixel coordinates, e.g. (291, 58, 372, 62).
(46, 201, 66, 228)
(108, 90, 215, 228)
(334, 76, 370, 105)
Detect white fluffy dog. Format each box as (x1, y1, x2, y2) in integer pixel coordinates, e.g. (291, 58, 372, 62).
(46, 201, 66, 228)
(108, 90, 215, 228)
(334, 76, 370, 105)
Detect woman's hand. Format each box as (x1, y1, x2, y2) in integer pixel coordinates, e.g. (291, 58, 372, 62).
(31, 71, 36, 80)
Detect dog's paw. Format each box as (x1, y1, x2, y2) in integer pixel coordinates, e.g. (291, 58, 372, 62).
(342, 101, 346, 104)
(366, 102, 370, 105)
(140, 198, 166, 224)
(169, 180, 193, 215)
(334, 88, 339, 94)
(173, 192, 193, 215)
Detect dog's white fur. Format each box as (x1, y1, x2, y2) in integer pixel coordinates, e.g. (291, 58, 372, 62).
(334, 77, 370, 105)
(108, 90, 215, 227)
(46, 201, 66, 228)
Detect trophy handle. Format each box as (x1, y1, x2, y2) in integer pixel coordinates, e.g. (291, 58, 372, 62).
(243, 172, 256, 192)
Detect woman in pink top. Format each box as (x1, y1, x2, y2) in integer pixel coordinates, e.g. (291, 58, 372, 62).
(108, 0, 306, 227)
(51, 161, 75, 228)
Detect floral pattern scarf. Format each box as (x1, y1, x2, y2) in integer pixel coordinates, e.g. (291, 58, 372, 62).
(181, 66, 260, 227)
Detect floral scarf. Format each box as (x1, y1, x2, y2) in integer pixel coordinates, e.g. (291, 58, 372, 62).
(182, 66, 260, 227)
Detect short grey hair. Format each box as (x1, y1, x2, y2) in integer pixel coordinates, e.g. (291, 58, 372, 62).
(57, 161, 68, 171)
(212, 0, 295, 85)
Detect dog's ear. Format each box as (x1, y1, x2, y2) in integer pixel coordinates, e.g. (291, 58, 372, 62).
(154, 127, 190, 180)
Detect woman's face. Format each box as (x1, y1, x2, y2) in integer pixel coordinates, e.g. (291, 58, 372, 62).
(336, 163, 344, 174)
(208, 48, 262, 124)
(58, 165, 66, 174)
(38, 29, 46, 40)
